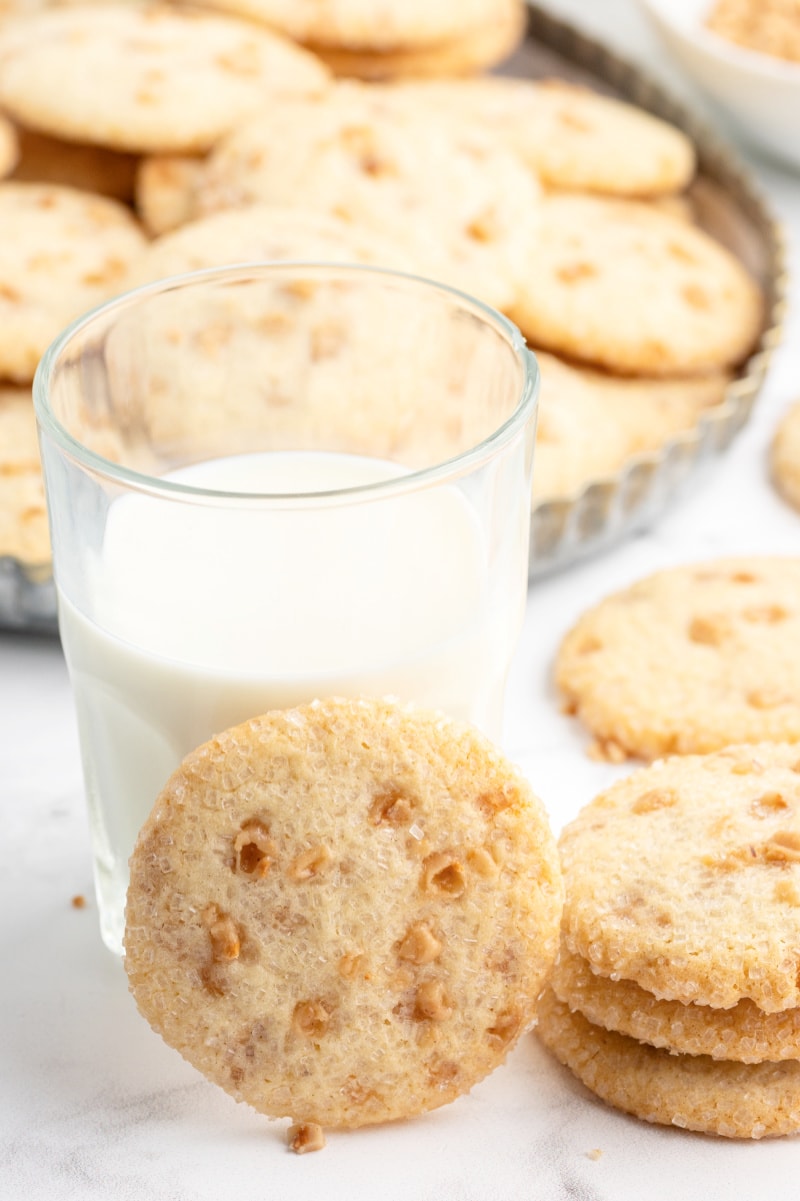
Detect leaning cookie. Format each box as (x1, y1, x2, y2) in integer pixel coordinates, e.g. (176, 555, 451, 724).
(556, 556, 800, 760)
(125, 697, 563, 1135)
(771, 400, 800, 513)
(536, 989, 800, 1139)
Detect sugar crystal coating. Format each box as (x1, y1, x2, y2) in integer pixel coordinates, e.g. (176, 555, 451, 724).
(125, 697, 563, 1130)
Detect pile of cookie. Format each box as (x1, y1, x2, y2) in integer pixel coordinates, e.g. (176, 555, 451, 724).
(0, 0, 768, 570)
(537, 741, 800, 1139)
(534, 556, 800, 1137)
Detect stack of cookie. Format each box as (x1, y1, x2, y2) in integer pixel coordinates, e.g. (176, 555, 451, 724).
(537, 742, 800, 1139)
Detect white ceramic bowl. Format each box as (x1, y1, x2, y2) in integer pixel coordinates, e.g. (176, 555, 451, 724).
(640, 0, 800, 170)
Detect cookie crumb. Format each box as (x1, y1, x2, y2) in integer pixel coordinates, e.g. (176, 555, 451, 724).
(288, 1122, 326, 1155)
(71, 894, 87, 909)
(586, 1147, 603, 1161)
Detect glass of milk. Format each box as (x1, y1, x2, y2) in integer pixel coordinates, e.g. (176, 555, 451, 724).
(33, 263, 538, 953)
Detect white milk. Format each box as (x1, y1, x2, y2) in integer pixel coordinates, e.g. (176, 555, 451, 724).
(58, 451, 511, 953)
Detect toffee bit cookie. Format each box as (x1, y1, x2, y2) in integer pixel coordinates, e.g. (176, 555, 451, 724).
(129, 203, 417, 288)
(0, 182, 146, 383)
(191, 83, 541, 311)
(551, 941, 800, 1063)
(388, 77, 695, 197)
(125, 697, 563, 1131)
(304, 0, 526, 80)
(558, 743, 800, 1013)
(536, 988, 800, 1139)
(0, 387, 49, 564)
(0, 5, 329, 155)
(510, 194, 763, 376)
(556, 557, 800, 759)
(187, 0, 511, 51)
(0, 114, 18, 180)
(771, 400, 800, 512)
(533, 352, 728, 501)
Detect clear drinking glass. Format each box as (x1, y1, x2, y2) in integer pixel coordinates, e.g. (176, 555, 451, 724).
(33, 263, 538, 954)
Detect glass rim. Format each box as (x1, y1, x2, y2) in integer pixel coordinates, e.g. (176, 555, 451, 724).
(33, 261, 538, 506)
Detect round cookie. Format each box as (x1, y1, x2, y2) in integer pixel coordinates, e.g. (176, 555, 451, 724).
(186, 0, 509, 50)
(0, 181, 147, 383)
(533, 352, 728, 501)
(536, 988, 800, 1139)
(0, 5, 329, 154)
(0, 113, 18, 179)
(306, 0, 525, 80)
(557, 557, 800, 759)
(130, 202, 418, 287)
(558, 743, 800, 1013)
(125, 697, 564, 1130)
(771, 400, 800, 513)
(388, 77, 695, 197)
(551, 942, 800, 1063)
(510, 194, 763, 376)
(191, 83, 541, 311)
(0, 386, 49, 564)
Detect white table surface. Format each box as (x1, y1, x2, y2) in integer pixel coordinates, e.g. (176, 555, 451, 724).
(3, 3, 800, 1198)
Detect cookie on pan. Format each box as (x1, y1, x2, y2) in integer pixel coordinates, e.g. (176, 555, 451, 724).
(129, 202, 418, 287)
(185, 0, 513, 51)
(557, 743, 800, 1013)
(510, 194, 763, 376)
(0, 387, 49, 564)
(0, 182, 146, 383)
(550, 940, 800, 1063)
(190, 83, 541, 312)
(305, 0, 526, 80)
(536, 989, 800, 1139)
(388, 77, 695, 197)
(532, 352, 728, 501)
(125, 697, 563, 1133)
(771, 400, 800, 513)
(0, 5, 329, 154)
(556, 557, 800, 760)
